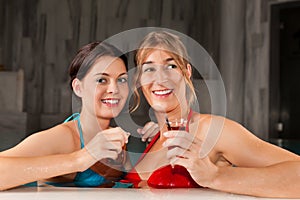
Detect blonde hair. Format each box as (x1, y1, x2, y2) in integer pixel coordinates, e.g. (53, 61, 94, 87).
(131, 31, 196, 112)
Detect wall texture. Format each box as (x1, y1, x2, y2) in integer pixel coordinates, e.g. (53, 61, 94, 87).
(0, 0, 221, 142)
(1, 0, 299, 150)
(243, 0, 300, 139)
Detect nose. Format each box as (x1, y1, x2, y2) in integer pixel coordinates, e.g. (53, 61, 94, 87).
(155, 69, 168, 84)
(106, 81, 119, 94)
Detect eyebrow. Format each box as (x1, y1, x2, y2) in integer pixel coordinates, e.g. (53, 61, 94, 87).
(94, 72, 128, 77)
(142, 58, 174, 65)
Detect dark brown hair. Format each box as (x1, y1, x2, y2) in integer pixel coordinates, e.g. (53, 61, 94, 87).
(68, 41, 128, 90)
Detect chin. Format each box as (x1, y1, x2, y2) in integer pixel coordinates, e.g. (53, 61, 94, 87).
(96, 113, 119, 120)
(108, 109, 122, 117)
(150, 103, 168, 113)
(96, 107, 123, 119)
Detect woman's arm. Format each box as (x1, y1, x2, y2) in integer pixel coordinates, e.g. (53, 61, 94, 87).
(164, 116, 300, 198)
(0, 148, 93, 191)
(0, 125, 129, 190)
(207, 118, 300, 197)
(165, 130, 300, 198)
(208, 161, 300, 198)
(217, 118, 299, 167)
(0, 123, 78, 157)
(0, 124, 94, 190)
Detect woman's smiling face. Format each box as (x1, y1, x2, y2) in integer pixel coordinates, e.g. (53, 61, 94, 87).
(140, 49, 187, 113)
(79, 56, 129, 119)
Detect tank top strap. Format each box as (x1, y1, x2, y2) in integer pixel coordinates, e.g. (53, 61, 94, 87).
(63, 113, 84, 149)
(64, 112, 80, 123)
(77, 117, 85, 148)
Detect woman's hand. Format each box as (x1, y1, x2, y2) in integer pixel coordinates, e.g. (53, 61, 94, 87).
(85, 127, 130, 163)
(137, 121, 159, 142)
(163, 131, 219, 187)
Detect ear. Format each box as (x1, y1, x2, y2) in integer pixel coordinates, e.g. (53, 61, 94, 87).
(72, 78, 83, 98)
(186, 64, 192, 79)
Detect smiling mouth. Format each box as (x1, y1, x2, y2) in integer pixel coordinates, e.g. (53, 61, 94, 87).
(152, 89, 173, 96)
(101, 99, 120, 106)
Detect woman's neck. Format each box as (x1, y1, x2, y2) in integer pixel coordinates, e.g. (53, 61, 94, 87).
(79, 110, 110, 143)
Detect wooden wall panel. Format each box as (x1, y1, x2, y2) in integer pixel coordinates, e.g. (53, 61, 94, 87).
(243, 0, 300, 139)
(0, 0, 221, 135)
(1, 0, 300, 148)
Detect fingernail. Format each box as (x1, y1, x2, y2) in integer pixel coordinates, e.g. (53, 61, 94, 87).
(162, 142, 166, 146)
(163, 132, 169, 137)
(142, 138, 146, 142)
(148, 138, 151, 142)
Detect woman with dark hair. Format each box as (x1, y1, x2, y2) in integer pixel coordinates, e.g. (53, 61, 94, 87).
(0, 42, 142, 190)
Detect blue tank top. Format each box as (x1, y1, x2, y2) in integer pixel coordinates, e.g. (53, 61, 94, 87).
(46, 113, 132, 188)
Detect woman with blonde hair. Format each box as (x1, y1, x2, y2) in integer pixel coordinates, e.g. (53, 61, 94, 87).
(126, 31, 300, 198)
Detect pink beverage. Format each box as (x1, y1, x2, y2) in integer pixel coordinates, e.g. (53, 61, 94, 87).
(166, 118, 187, 152)
(166, 118, 187, 131)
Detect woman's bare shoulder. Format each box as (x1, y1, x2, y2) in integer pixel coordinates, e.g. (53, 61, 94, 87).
(49, 121, 80, 152)
(191, 112, 228, 128)
(190, 113, 234, 146)
(194, 114, 243, 141)
(0, 121, 80, 156)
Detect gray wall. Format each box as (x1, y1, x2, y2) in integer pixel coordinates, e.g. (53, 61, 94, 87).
(1, 0, 298, 150)
(0, 0, 221, 150)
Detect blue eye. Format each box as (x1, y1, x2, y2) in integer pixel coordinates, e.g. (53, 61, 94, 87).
(97, 78, 107, 84)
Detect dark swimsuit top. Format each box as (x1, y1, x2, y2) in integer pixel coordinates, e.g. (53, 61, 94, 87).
(124, 110, 200, 188)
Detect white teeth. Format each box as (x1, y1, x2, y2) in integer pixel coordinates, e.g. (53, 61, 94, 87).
(102, 99, 119, 104)
(153, 89, 172, 95)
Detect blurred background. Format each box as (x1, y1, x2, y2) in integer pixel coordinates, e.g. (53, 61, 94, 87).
(0, 0, 300, 154)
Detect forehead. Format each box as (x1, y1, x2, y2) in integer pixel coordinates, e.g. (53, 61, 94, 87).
(89, 56, 127, 75)
(143, 49, 175, 63)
